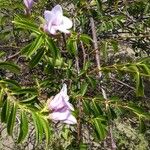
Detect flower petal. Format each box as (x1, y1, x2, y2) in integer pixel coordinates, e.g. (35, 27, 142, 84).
(55, 16, 72, 33)
(63, 114, 77, 124)
(50, 110, 70, 121)
(48, 83, 74, 111)
(61, 83, 67, 95)
(62, 16, 73, 29)
(48, 26, 57, 35)
(23, 0, 34, 9)
(56, 26, 70, 34)
(49, 92, 65, 110)
(51, 5, 63, 15)
(65, 101, 74, 111)
(44, 10, 53, 22)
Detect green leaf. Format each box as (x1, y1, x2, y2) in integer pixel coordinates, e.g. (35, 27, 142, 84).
(18, 111, 29, 143)
(1, 98, 10, 123)
(107, 106, 117, 120)
(27, 34, 44, 57)
(139, 118, 146, 133)
(13, 88, 37, 95)
(110, 40, 118, 52)
(22, 34, 44, 57)
(0, 51, 6, 58)
(0, 89, 4, 107)
(135, 73, 144, 97)
(138, 64, 150, 75)
(21, 43, 32, 55)
(86, 75, 96, 87)
(0, 62, 20, 74)
(0, 79, 21, 89)
(80, 82, 88, 96)
(101, 41, 108, 60)
(80, 34, 92, 45)
(79, 143, 88, 150)
(20, 95, 37, 104)
(96, 0, 102, 13)
(32, 112, 43, 144)
(29, 48, 44, 68)
(91, 100, 103, 117)
(126, 103, 150, 119)
(39, 116, 51, 147)
(13, 15, 40, 34)
(67, 39, 77, 56)
(7, 103, 17, 135)
(45, 37, 59, 58)
(92, 118, 107, 140)
(82, 99, 91, 115)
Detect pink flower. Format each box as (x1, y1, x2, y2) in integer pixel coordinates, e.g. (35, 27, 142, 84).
(48, 84, 77, 124)
(44, 5, 73, 35)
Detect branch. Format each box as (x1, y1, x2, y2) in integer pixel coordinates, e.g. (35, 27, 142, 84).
(90, 17, 116, 150)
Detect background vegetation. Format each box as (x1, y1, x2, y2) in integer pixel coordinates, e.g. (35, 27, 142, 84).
(0, 0, 150, 149)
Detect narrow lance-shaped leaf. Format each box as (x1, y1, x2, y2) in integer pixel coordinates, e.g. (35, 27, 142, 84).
(0, 89, 4, 107)
(91, 100, 103, 117)
(7, 103, 17, 135)
(29, 48, 44, 68)
(82, 99, 91, 115)
(67, 39, 77, 56)
(32, 112, 43, 144)
(110, 40, 118, 52)
(0, 62, 20, 74)
(80, 82, 88, 96)
(139, 118, 146, 133)
(13, 15, 41, 34)
(39, 116, 51, 147)
(1, 98, 10, 123)
(25, 34, 44, 57)
(0, 79, 21, 89)
(13, 88, 37, 95)
(21, 43, 32, 55)
(18, 111, 29, 143)
(101, 41, 108, 60)
(138, 64, 150, 76)
(96, 0, 102, 13)
(92, 118, 107, 140)
(80, 34, 93, 45)
(0, 51, 6, 58)
(135, 73, 144, 97)
(125, 103, 150, 119)
(20, 95, 37, 104)
(45, 37, 59, 58)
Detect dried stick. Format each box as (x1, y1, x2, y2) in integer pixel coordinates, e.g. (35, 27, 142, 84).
(73, 18, 82, 145)
(90, 17, 116, 150)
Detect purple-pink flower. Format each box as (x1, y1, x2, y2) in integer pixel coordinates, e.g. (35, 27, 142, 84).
(44, 5, 73, 35)
(48, 84, 77, 124)
(23, 0, 34, 14)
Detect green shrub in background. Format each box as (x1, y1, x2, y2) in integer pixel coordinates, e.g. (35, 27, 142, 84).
(0, 0, 150, 149)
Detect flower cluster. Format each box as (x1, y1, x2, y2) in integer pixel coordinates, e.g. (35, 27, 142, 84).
(44, 5, 72, 35)
(48, 84, 77, 124)
(23, 2, 75, 124)
(23, 2, 72, 34)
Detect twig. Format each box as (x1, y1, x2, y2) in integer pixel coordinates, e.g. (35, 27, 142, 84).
(109, 76, 135, 90)
(80, 40, 86, 65)
(74, 18, 82, 145)
(90, 17, 116, 150)
(90, 17, 102, 78)
(6, 51, 21, 60)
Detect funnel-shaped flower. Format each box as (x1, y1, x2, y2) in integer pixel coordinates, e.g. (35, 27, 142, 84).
(23, 0, 34, 14)
(44, 5, 73, 35)
(48, 84, 77, 124)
